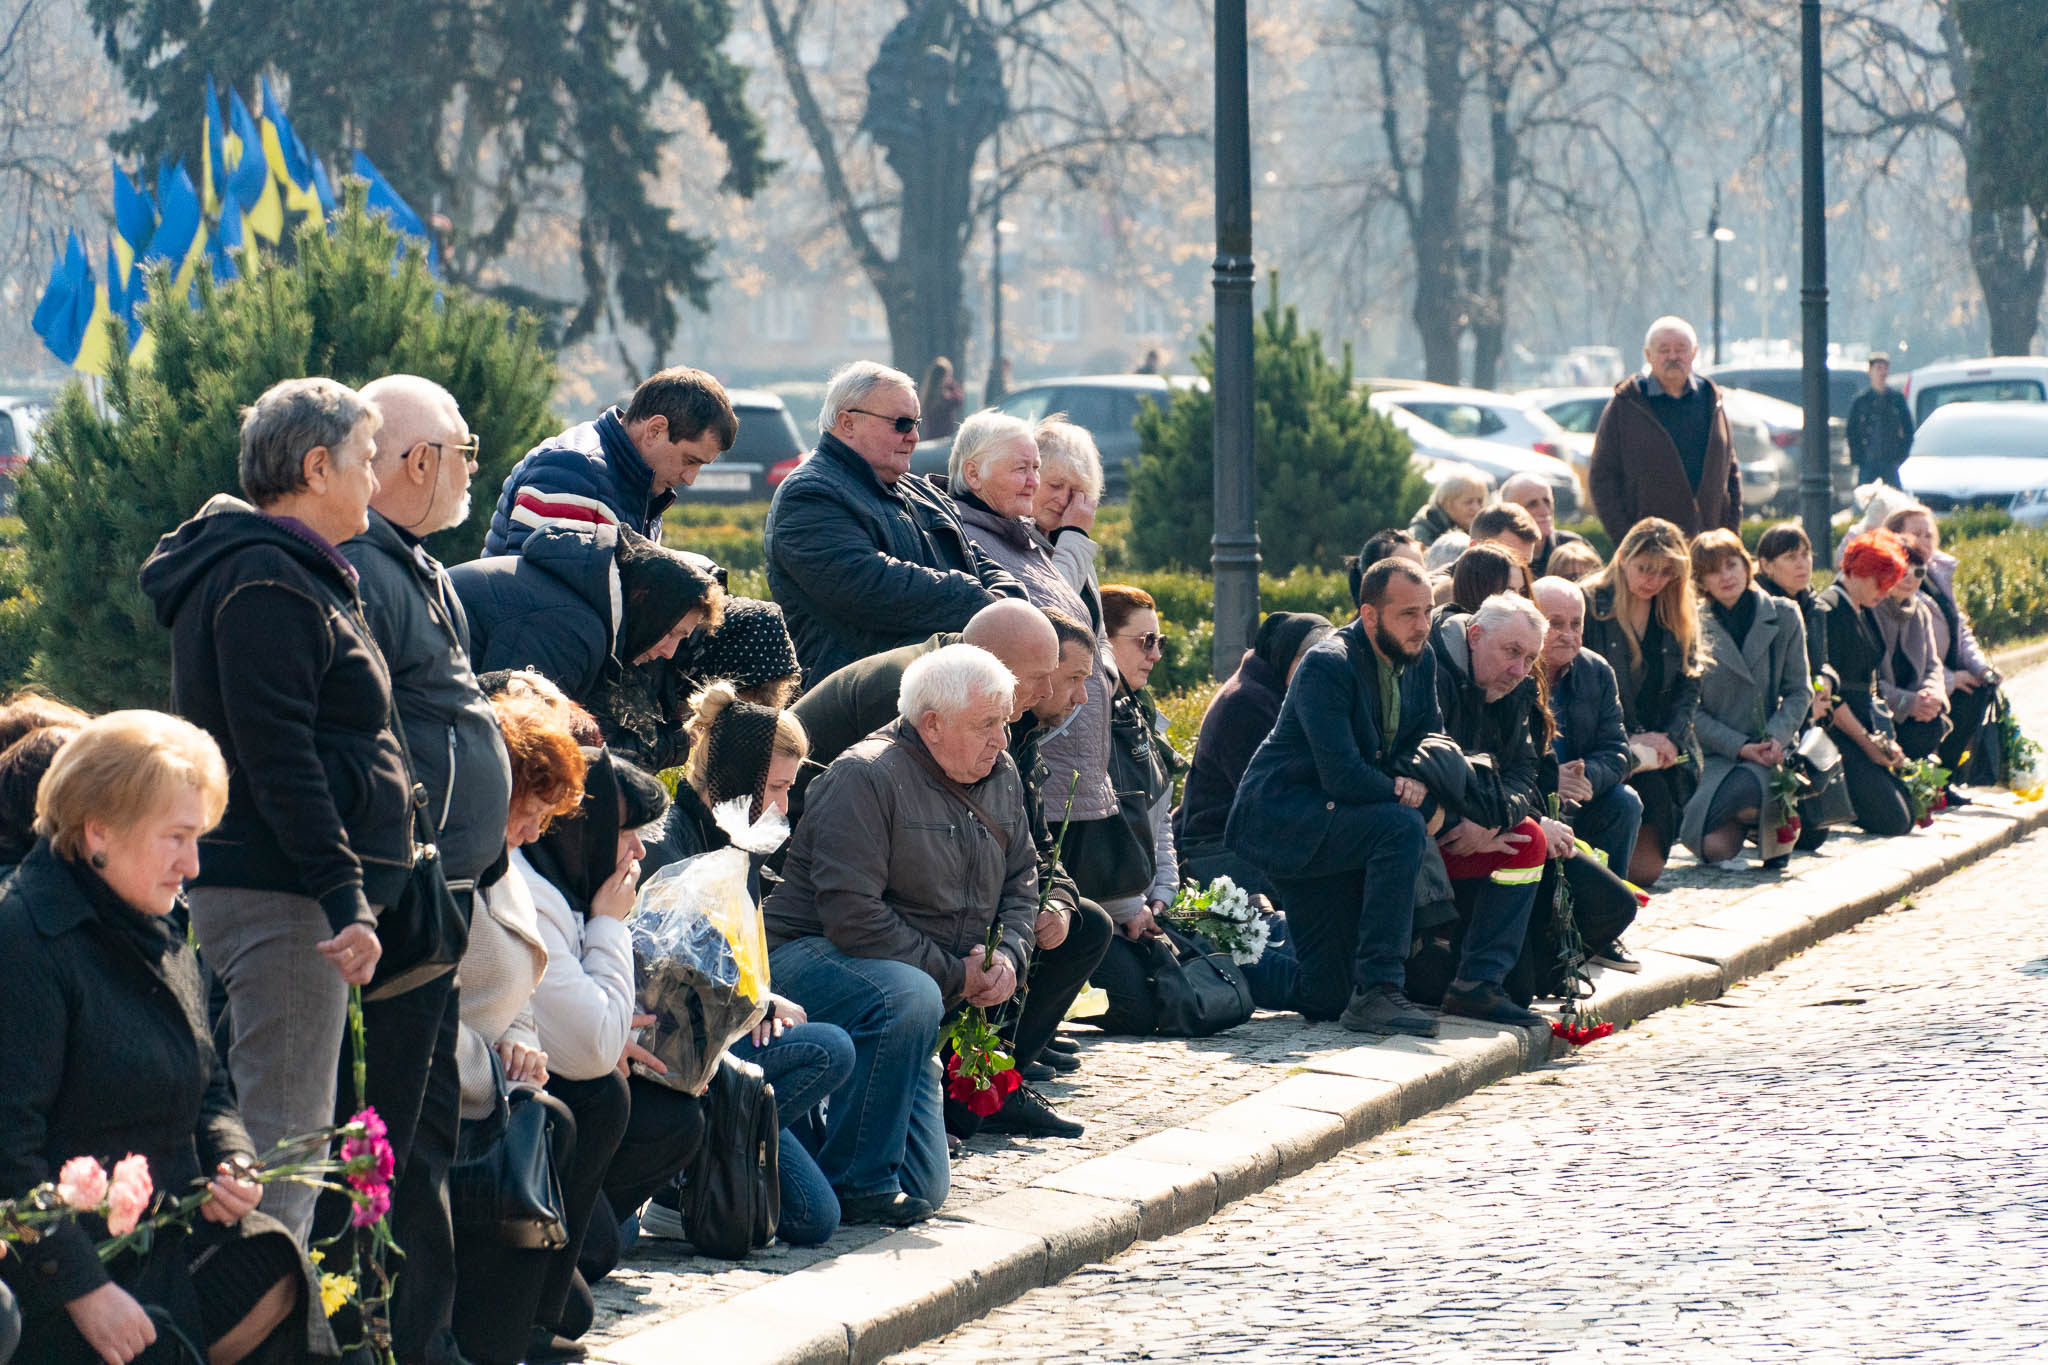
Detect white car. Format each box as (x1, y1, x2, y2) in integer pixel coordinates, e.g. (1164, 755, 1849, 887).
(1904, 356, 2048, 426)
(1899, 403, 2048, 511)
(1374, 383, 1579, 465)
(1521, 383, 1786, 511)
(1369, 395, 1583, 520)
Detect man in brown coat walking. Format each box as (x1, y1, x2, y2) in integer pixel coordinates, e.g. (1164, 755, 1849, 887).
(1588, 315, 1741, 545)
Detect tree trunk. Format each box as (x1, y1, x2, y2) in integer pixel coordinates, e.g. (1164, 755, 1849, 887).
(1969, 203, 2047, 356)
(1409, 2, 1469, 384)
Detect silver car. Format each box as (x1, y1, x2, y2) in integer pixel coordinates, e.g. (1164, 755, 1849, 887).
(1368, 396, 1583, 521)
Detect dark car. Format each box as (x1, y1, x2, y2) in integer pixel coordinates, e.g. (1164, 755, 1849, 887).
(907, 374, 1201, 499)
(675, 388, 805, 505)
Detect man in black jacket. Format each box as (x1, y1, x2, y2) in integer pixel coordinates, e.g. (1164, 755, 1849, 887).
(1533, 576, 1642, 880)
(343, 375, 514, 1365)
(1425, 595, 1564, 1027)
(765, 361, 1024, 683)
(140, 377, 410, 1243)
(1847, 354, 1914, 488)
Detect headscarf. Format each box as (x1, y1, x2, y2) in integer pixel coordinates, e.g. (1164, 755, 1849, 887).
(613, 529, 719, 665)
(523, 747, 670, 916)
(1251, 612, 1333, 682)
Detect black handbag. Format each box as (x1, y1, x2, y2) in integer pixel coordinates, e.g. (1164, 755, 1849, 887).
(1792, 724, 1857, 829)
(680, 1054, 780, 1260)
(367, 697, 469, 1002)
(449, 1057, 570, 1250)
(1096, 925, 1255, 1038)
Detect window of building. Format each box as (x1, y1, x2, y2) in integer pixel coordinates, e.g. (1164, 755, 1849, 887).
(1035, 286, 1082, 341)
(748, 290, 811, 343)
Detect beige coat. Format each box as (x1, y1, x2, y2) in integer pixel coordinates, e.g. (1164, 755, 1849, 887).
(457, 865, 549, 1119)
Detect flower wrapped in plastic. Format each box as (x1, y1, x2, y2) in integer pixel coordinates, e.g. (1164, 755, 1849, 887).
(628, 797, 785, 1095)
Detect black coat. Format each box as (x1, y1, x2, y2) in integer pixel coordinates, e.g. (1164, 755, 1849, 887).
(763, 433, 1023, 684)
(1756, 570, 1837, 692)
(1815, 581, 1897, 736)
(1427, 613, 1545, 829)
(139, 495, 412, 934)
(344, 511, 512, 888)
(1175, 649, 1286, 846)
(1009, 719, 1082, 915)
(1549, 647, 1634, 802)
(0, 843, 334, 1359)
(1530, 528, 1590, 578)
(1227, 622, 1442, 878)
(1579, 581, 1701, 755)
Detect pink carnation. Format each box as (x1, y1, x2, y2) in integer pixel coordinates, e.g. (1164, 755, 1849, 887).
(105, 1154, 153, 1237)
(56, 1156, 108, 1211)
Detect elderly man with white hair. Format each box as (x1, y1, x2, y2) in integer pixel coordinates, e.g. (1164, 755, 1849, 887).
(765, 361, 1024, 683)
(1499, 470, 1588, 577)
(762, 644, 1039, 1227)
(1587, 314, 1741, 544)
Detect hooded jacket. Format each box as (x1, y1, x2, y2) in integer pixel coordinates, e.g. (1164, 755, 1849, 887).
(344, 510, 513, 888)
(139, 495, 413, 934)
(763, 432, 1024, 684)
(1176, 613, 1331, 846)
(449, 522, 624, 702)
(485, 407, 671, 556)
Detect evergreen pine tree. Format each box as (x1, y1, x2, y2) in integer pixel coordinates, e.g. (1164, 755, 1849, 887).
(18, 186, 556, 711)
(1128, 288, 1425, 575)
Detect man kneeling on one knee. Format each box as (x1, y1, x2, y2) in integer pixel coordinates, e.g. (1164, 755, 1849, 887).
(1225, 562, 1562, 1038)
(761, 645, 1038, 1227)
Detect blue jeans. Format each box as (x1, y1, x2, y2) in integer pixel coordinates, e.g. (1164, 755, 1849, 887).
(728, 1022, 854, 1244)
(767, 937, 949, 1208)
(1270, 802, 1429, 1019)
(1571, 783, 1643, 879)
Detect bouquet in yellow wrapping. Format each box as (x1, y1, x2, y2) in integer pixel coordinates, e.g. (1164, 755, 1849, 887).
(627, 796, 787, 1094)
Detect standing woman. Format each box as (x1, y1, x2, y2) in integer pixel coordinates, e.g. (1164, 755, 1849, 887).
(1872, 541, 1951, 763)
(0, 712, 336, 1364)
(139, 378, 409, 1243)
(917, 358, 966, 443)
(1813, 532, 1916, 836)
(1578, 518, 1705, 887)
(1679, 531, 1813, 870)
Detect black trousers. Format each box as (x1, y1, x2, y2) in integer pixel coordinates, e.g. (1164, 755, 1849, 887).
(1841, 736, 1915, 836)
(1896, 714, 1948, 763)
(1939, 681, 1994, 775)
(451, 1089, 590, 1365)
(536, 1071, 631, 1335)
(1004, 897, 1113, 1067)
(601, 1075, 706, 1220)
(314, 971, 463, 1365)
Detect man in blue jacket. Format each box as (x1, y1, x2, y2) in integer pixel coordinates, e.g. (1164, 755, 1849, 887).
(1226, 558, 1443, 1035)
(484, 365, 737, 555)
(765, 361, 1023, 683)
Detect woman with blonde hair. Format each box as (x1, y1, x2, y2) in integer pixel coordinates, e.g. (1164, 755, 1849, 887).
(1579, 518, 1706, 885)
(1407, 465, 1489, 548)
(0, 711, 336, 1364)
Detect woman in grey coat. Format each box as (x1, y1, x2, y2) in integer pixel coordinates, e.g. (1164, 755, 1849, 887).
(1871, 540, 1952, 763)
(1680, 530, 1813, 869)
(946, 410, 1117, 831)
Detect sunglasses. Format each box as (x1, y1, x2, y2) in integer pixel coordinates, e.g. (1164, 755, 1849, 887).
(1905, 566, 1927, 579)
(1118, 630, 1164, 652)
(849, 407, 922, 435)
(426, 436, 482, 465)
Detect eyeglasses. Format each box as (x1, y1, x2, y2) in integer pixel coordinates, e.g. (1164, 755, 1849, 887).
(1118, 630, 1164, 653)
(849, 408, 922, 435)
(426, 437, 482, 466)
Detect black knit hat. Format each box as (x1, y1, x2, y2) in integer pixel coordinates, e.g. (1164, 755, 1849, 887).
(695, 598, 800, 690)
(614, 529, 718, 664)
(699, 696, 784, 809)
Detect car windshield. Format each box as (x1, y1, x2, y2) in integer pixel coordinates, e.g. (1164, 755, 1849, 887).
(726, 405, 803, 463)
(1915, 379, 2047, 424)
(1544, 398, 1607, 434)
(1397, 401, 1505, 439)
(998, 388, 1058, 422)
(1910, 410, 2048, 459)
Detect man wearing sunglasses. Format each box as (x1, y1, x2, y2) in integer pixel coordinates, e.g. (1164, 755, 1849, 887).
(485, 365, 738, 556)
(342, 374, 514, 1365)
(766, 360, 1024, 683)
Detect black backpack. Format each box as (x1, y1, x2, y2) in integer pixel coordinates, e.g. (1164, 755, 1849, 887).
(681, 1053, 780, 1259)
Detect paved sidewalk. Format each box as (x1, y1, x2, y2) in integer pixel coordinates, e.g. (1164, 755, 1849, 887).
(585, 656, 2048, 1364)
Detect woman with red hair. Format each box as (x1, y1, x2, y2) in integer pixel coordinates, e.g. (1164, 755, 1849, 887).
(1812, 530, 1916, 836)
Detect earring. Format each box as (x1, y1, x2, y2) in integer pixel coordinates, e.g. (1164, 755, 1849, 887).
(89, 850, 107, 869)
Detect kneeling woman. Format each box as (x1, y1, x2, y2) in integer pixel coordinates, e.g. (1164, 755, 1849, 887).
(1813, 532, 1916, 836)
(0, 712, 335, 1364)
(1680, 531, 1814, 870)
(1578, 519, 1705, 886)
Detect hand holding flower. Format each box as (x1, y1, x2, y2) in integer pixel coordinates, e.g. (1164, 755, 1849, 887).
(200, 1163, 262, 1227)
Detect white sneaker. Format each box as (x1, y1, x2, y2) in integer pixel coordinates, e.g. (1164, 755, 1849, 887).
(1710, 857, 1749, 871)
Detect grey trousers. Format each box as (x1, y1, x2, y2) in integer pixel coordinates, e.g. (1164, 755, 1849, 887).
(189, 886, 349, 1244)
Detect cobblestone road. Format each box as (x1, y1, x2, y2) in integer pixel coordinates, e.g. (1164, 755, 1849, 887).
(893, 834, 2048, 1363)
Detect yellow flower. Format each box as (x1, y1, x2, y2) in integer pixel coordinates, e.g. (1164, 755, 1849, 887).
(2016, 784, 2045, 804)
(319, 1272, 358, 1318)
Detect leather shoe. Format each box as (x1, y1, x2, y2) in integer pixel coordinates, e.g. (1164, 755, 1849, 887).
(1043, 1034, 1080, 1055)
(526, 1329, 588, 1364)
(838, 1191, 935, 1227)
(1441, 981, 1545, 1028)
(1021, 1060, 1057, 1083)
(981, 1084, 1085, 1139)
(1037, 1046, 1080, 1073)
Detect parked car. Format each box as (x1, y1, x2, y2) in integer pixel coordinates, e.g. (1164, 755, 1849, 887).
(0, 398, 45, 512)
(1519, 384, 1787, 511)
(906, 374, 1200, 498)
(1373, 383, 1578, 464)
(1898, 402, 2048, 511)
(1703, 360, 1870, 418)
(679, 388, 804, 504)
(1367, 396, 1583, 521)
(1903, 356, 2048, 425)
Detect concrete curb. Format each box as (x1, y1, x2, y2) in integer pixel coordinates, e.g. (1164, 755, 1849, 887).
(593, 732, 2048, 1363)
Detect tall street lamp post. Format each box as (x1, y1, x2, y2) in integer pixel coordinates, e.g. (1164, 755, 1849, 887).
(1708, 184, 1735, 366)
(1211, 0, 1259, 678)
(1799, 0, 1832, 555)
